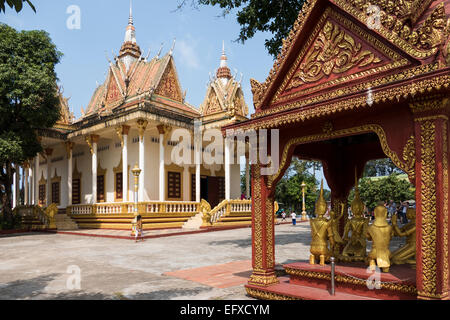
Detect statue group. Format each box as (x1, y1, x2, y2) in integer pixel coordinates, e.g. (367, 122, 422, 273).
(309, 176, 416, 273)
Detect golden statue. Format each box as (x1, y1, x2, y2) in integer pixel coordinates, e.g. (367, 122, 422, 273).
(309, 180, 335, 266)
(342, 172, 369, 261)
(367, 205, 393, 273)
(329, 203, 345, 257)
(391, 208, 416, 266)
(200, 199, 212, 227)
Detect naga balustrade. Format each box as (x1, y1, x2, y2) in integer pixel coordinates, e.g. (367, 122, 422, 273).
(210, 199, 252, 223)
(14, 205, 53, 228)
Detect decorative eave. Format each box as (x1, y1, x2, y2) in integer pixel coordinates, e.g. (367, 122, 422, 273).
(226, 66, 450, 132)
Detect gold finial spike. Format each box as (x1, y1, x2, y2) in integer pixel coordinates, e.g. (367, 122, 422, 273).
(319, 179, 324, 198)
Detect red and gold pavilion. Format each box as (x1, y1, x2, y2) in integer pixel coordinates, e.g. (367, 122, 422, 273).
(225, 0, 450, 300)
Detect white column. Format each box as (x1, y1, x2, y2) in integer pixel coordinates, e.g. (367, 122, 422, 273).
(196, 162, 201, 202)
(245, 155, 250, 199)
(91, 137, 98, 204)
(35, 156, 40, 205)
(67, 143, 73, 206)
(225, 138, 231, 200)
(159, 130, 165, 202)
(122, 128, 129, 202)
(139, 134, 145, 202)
(28, 165, 33, 205)
(183, 166, 190, 201)
(46, 159, 51, 206)
(24, 166, 29, 205)
(137, 120, 147, 202)
(12, 165, 17, 209)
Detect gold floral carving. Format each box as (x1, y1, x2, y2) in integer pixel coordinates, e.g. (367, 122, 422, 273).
(442, 121, 449, 294)
(249, 0, 447, 111)
(252, 164, 263, 271)
(265, 198, 275, 269)
(418, 120, 437, 299)
(245, 287, 299, 300)
(284, 268, 418, 295)
(245, 64, 445, 128)
(286, 20, 382, 90)
(410, 96, 448, 114)
(402, 136, 416, 181)
(155, 63, 183, 102)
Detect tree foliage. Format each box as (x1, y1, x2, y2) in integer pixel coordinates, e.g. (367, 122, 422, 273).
(0, 24, 62, 228)
(349, 174, 415, 211)
(0, 0, 35, 13)
(275, 158, 329, 213)
(178, 0, 306, 57)
(363, 158, 404, 177)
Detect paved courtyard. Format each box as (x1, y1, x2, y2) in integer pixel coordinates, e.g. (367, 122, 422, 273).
(0, 223, 313, 300)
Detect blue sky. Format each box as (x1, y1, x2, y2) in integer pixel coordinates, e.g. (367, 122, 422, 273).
(1, 0, 276, 118)
(0, 0, 330, 190)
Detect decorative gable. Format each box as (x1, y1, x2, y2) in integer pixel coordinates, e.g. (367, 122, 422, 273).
(105, 70, 123, 106)
(270, 7, 411, 108)
(204, 89, 223, 115)
(154, 61, 183, 102)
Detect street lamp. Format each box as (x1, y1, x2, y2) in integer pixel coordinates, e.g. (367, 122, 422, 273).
(301, 181, 308, 221)
(132, 163, 141, 217)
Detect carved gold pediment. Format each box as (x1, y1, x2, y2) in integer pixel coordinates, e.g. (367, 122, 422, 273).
(271, 8, 410, 107)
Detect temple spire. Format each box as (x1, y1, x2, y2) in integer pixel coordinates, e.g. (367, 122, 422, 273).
(216, 41, 232, 86)
(119, 0, 141, 71)
(129, 0, 133, 26)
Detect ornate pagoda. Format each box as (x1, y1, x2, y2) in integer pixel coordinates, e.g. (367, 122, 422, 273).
(225, 0, 450, 300)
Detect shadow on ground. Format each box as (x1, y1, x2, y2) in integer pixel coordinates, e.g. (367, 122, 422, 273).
(208, 231, 311, 249)
(0, 273, 214, 300)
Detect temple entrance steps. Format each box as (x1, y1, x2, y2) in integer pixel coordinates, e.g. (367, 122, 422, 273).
(20, 215, 47, 231)
(182, 212, 204, 230)
(246, 262, 417, 300)
(14, 205, 51, 231)
(54, 214, 79, 230)
(209, 200, 252, 227)
(70, 214, 198, 230)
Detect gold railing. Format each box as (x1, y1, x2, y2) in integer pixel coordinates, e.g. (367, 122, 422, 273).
(68, 201, 201, 216)
(14, 204, 58, 229)
(210, 199, 252, 224)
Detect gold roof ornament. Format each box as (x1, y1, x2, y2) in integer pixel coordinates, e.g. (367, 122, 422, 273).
(315, 179, 327, 216)
(351, 168, 365, 216)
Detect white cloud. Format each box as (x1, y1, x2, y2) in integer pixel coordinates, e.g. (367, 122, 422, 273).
(175, 38, 200, 70)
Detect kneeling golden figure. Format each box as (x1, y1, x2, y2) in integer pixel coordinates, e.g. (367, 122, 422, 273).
(342, 174, 369, 261)
(309, 181, 335, 266)
(367, 205, 393, 273)
(391, 208, 416, 267)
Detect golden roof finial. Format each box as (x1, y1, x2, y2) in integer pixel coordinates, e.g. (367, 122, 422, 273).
(351, 167, 365, 216)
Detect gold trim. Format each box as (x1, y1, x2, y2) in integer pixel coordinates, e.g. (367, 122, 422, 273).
(284, 267, 417, 295)
(245, 287, 299, 300)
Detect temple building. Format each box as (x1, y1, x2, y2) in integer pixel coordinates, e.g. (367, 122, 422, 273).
(12, 4, 251, 230)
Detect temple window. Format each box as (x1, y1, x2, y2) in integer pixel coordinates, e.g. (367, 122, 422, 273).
(72, 160, 82, 205)
(167, 170, 182, 200)
(51, 169, 61, 205)
(38, 172, 46, 207)
(97, 161, 107, 203)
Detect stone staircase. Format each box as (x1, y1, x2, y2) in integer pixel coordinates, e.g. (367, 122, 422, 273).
(182, 212, 204, 230)
(54, 213, 79, 230)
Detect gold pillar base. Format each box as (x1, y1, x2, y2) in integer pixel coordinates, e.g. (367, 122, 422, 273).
(248, 270, 279, 287)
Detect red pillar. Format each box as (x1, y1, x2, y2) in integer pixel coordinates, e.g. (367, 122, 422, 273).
(248, 163, 279, 287)
(414, 114, 449, 300)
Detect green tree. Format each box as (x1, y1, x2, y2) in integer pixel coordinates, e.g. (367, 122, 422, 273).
(348, 174, 415, 211)
(275, 158, 328, 213)
(177, 0, 306, 57)
(0, 24, 62, 228)
(0, 0, 35, 13)
(363, 158, 403, 177)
